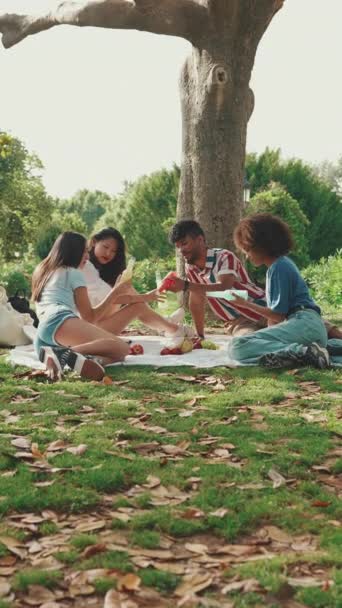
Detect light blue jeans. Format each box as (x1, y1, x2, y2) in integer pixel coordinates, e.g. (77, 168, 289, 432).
(230, 309, 327, 366)
(328, 339, 342, 368)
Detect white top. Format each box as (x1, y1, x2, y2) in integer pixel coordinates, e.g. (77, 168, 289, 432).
(82, 261, 111, 306)
(36, 267, 86, 318)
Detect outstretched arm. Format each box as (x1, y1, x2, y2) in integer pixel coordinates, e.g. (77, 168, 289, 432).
(0, 0, 208, 49)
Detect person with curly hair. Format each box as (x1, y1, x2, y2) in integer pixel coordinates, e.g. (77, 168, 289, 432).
(229, 213, 331, 368)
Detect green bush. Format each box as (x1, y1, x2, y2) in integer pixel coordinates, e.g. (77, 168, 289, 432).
(132, 256, 176, 293)
(247, 182, 310, 268)
(302, 250, 342, 313)
(0, 260, 36, 297)
(35, 224, 62, 260)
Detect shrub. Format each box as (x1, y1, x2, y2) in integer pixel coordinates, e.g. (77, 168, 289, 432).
(247, 183, 310, 268)
(0, 260, 36, 297)
(35, 224, 62, 260)
(133, 256, 176, 293)
(302, 250, 342, 313)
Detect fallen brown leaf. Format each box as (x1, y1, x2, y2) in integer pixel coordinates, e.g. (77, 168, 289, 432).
(175, 572, 213, 596)
(268, 467, 287, 488)
(117, 573, 141, 592)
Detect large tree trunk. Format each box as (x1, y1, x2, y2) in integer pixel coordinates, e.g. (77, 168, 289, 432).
(178, 43, 254, 249)
(0, 0, 284, 251)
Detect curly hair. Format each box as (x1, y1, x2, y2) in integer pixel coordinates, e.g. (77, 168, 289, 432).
(234, 213, 294, 257)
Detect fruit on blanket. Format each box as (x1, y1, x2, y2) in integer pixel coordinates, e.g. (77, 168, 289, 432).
(158, 271, 178, 292)
(200, 339, 219, 350)
(160, 346, 182, 355)
(180, 338, 193, 354)
(170, 347, 182, 355)
(192, 338, 203, 349)
(129, 344, 144, 355)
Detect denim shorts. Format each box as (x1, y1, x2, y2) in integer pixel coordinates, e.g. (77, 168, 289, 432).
(34, 306, 77, 356)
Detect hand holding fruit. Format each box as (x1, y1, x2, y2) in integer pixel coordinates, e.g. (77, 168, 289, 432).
(158, 272, 180, 292)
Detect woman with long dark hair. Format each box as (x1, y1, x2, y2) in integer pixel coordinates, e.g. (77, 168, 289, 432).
(32, 231, 130, 381)
(82, 226, 189, 337)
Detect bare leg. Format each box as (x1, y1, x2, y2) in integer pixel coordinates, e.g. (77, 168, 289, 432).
(55, 318, 129, 362)
(98, 302, 179, 336)
(327, 325, 342, 340)
(189, 291, 206, 336)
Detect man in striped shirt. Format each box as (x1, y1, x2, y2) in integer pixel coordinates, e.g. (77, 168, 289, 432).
(168, 220, 266, 338)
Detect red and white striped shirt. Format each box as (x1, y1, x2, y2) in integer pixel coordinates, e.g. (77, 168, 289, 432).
(186, 248, 265, 322)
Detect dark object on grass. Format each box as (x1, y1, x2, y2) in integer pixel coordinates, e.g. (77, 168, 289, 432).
(8, 291, 39, 327)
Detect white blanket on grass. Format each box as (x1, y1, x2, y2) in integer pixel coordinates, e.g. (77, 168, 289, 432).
(8, 327, 238, 369)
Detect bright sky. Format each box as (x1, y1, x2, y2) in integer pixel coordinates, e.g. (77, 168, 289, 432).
(0, 0, 341, 198)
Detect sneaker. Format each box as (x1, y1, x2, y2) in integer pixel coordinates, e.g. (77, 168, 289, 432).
(39, 346, 105, 381)
(304, 343, 330, 369)
(260, 350, 305, 369)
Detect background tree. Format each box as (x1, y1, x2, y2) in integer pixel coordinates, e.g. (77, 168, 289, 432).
(95, 166, 179, 260)
(247, 182, 310, 268)
(246, 148, 342, 260)
(313, 156, 342, 197)
(0, 0, 284, 251)
(56, 189, 110, 233)
(0, 131, 52, 261)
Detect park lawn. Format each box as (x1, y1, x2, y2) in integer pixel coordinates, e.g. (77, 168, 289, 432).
(0, 351, 340, 608)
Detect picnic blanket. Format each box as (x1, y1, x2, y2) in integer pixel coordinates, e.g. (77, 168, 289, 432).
(8, 327, 239, 369)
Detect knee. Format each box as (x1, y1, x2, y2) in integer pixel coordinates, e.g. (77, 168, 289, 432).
(230, 336, 249, 359)
(104, 338, 129, 361)
(113, 339, 130, 360)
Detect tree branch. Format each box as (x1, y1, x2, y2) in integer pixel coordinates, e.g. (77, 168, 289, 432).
(0, 0, 208, 49)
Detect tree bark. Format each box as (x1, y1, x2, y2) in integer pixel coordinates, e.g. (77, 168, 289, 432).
(0, 0, 284, 250)
(178, 44, 254, 249)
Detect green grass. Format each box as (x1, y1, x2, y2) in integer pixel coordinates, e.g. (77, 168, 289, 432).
(13, 569, 63, 591)
(0, 346, 341, 607)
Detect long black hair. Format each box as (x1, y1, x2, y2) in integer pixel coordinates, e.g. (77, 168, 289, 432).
(32, 231, 86, 301)
(88, 227, 126, 286)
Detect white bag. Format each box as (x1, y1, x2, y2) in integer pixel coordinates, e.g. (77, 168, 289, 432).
(0, 286, 33, 347)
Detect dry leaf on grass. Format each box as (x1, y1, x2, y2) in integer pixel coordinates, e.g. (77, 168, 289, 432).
(287, 576, 333, 588)
(25, 585, 57, 605)
(184, 542, 208, 555)
(143, 475, 161, 489)
(66, 444, 88, 455)
(0, 581, 10, 597)
(117, 573, 141, 592)
(175, 572, 213, 596)
(267, 467, 287, 488)
(104, 589, 123, 608)
(221, 578, 260, 594)
(11, 437, 31, 450)
(47, 440, 67, 452)
(209, 508, 229, 518)
(311, 500, 331, 508)
(261, 526, 292, 544)
(81, 543, 107, 559)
